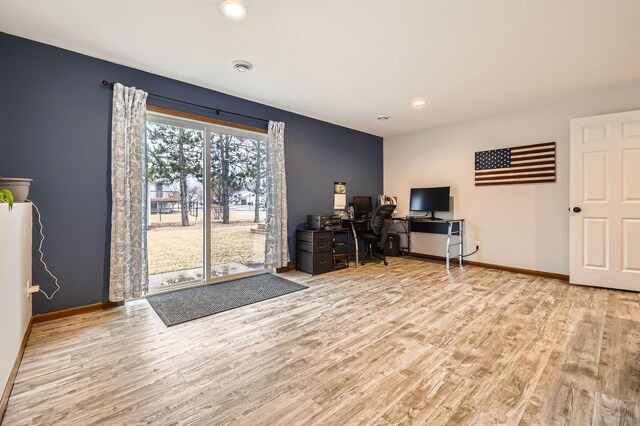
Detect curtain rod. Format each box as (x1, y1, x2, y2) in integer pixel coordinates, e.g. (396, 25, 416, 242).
(101, 80, 270, 124)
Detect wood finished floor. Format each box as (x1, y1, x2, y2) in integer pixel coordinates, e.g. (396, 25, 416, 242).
(4, 258, 640, 425)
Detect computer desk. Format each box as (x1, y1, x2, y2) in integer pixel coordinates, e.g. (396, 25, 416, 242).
(342, 215, 464, 269)
(393, 217, 465, 269)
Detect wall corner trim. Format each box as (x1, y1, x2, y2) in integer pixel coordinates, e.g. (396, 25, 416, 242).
(263, 257, 569, 280)
(410, 252, 570, 281)
(0, 317, 33, 423)
(32, 301, 123, 324)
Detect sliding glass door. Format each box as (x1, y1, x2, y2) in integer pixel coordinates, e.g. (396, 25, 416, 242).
(208, 127, 266, 279)
(146, 112, 267, 294)
(146, 117, 204, 293)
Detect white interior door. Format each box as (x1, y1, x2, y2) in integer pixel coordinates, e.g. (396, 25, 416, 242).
(570, 110, 640, 291)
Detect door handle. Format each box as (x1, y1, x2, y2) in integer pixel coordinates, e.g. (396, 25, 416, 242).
(572, 207, 582, 213)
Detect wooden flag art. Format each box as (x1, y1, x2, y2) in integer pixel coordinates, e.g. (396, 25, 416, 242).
(474, 142, 556, 186)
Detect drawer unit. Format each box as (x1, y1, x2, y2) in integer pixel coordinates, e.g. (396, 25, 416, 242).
(296, 251, 333, 275)
(297, 230, 332, 243)
(296, 229, 349, 275)
(296, 240, 332, 253)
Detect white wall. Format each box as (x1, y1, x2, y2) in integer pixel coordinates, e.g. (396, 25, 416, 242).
(1, 203, 32, 398)
(384, 82, 640, 275)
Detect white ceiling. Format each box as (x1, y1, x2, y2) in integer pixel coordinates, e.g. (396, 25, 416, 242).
(2, 0, 640, 137)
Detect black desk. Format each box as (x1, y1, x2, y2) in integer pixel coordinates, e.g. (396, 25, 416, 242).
(395, 217, 465, 269)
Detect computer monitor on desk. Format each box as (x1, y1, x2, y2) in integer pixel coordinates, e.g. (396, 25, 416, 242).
(409, 186, 450, 220)
(352, 196, 373, 219)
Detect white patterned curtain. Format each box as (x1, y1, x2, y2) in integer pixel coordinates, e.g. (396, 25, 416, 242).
(265, 121, 290, 269)
(109, 83, 149, 301)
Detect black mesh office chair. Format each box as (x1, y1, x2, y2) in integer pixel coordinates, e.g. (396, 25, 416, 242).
(358, 204, 397, 266)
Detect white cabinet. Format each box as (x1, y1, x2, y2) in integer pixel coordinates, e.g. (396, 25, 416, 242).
(0, 203, 32, 399)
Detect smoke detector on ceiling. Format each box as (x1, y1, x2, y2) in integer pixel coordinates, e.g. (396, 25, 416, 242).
(233, 60, 253, 73)
(377, 115, 390, 121)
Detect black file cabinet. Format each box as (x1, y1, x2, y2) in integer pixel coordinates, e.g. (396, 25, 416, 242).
(296, 229, 348, 275)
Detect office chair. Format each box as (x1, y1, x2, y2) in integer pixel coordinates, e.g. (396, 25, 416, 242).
(358, 204, 397, 266)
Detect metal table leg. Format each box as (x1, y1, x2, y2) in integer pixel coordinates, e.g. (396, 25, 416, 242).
(459, 220, 464, 267)
(350, 220, 359, 267)
(446, 222, 452, 270)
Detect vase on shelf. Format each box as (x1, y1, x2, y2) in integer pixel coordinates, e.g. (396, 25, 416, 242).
(0, 177, 33, 202)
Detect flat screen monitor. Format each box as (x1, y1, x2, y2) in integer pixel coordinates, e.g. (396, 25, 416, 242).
(409, 187, 450, 220)
(352, 196, 373, 215)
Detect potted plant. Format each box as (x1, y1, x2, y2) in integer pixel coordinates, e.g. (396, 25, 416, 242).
(0, 177, 32, 203)
(0, 188, 13, 210)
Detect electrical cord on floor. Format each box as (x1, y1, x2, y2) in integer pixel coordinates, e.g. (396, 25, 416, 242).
(458, 244, 480, 258)
(457, 225, 480, 258)
(26, 199, 61, 300)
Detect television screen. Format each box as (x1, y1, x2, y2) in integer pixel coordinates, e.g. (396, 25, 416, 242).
(409, 187, 450, 212)
(352, 196, 373, 214)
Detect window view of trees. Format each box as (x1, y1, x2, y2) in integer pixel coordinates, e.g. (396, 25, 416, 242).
(146, 122, 267, 226)
(210, 132, 266, 224)
(147, 124, 203, 226)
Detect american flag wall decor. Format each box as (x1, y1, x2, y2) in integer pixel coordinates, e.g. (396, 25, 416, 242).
(474, 142, 556, 186)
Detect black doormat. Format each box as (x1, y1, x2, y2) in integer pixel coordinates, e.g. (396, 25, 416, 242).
(146, 274, 308, 326)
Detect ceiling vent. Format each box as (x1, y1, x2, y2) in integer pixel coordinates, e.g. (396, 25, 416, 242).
(233, 60, 253, 73)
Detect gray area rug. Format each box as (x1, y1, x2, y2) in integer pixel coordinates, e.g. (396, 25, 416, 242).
(146, 274, 308, 326)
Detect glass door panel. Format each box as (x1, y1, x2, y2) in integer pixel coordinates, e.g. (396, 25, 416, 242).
(146, 120, 205, 293)
(208, 128, 267, 279)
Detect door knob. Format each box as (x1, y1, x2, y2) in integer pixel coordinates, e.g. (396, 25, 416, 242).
(572, 207, 582, 213)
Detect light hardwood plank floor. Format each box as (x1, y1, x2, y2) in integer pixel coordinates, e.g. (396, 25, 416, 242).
(4, 258, 640, 425)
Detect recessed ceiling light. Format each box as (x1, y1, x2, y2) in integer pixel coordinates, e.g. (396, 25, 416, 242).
(233, 60, 253, 72)
(412, 97, 427, 108)
(377, 115, 390, 121)
(220, 0, 247, 19)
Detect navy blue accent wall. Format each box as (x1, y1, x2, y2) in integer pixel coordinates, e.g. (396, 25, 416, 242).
(0, 33, 383, 314)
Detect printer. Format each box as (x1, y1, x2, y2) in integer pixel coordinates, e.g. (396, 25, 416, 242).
(307, 214, 342, 230)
